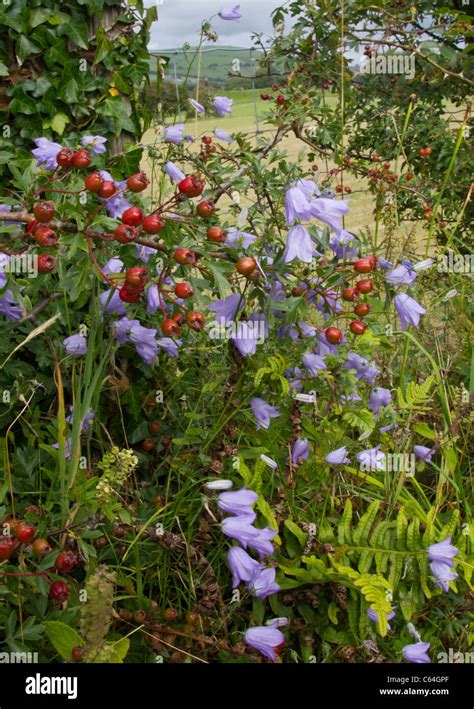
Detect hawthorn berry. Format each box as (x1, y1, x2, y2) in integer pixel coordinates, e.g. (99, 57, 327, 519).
(342, 287, 358, 302)
(325, 327, 343, 345)
(38, 254, 57, 273)
(84, 172, 104, 193)
(125, 267, 147, 288)
(174, 248, 197, 266)
(98, 181, 116, 199)
(121, 206, 144, 227)
(142, 439, 155, 452)
(292, 286, 306, 297)
(134, 610, 147, 623)
(161, 319, 181, 337)
(127, 172, 149, 193)
(356, 279, 374, 295)
(236, 257, 257, 277)
(56, 148, 74, 166)
(172, 312, 186, 327)
(202, 135, 213, 145)
(276, 95, 286, 105)
(49, 580, 69, 602)
(71, 646, 84, 662)
(197, 199, 216, 218)
(119, 286, 141, 303)
(149, 421, 161, 435)
(186, 312, 205, 331)
(178, 175, 205, 198)
(354, 302, 371, 317)
(142, 215, 165, 234)
(187, 612, 199, 627)
(34, 226, 59, 247)
(55, 550, 77, 573)
(207, 226, 225, 243)
(350, 320, 367, 335)
(71, 150, 91, 169)
(114, 224, 138, 244)
(174, 282, 194, 299)
(32, 538, 51, 557)
(16, 522, 36, 544)
(406, 172, 414, 181)
(335, 184, 343, 193)
(161, 436, 172, 447)
(33, 201, 55, 223)
(354, 258, 374, 274)
(0, 535, 15, 561)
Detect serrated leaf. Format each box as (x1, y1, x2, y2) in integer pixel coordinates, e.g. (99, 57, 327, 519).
(43, 621, 84, 660)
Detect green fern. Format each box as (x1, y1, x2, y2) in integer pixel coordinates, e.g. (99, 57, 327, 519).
(396, 375, 435, 411)
(254, 354, 290, 395)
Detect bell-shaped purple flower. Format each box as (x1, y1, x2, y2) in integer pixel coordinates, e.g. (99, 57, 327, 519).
(32, 137, 62, 170)
(218, 4, 241, 21)
(248, 567, 280, 599)
(213, 96, 233, 116)
(413, 445, 434, 463)
(100, 289, 126, 316)
(427, 537, 459, 565)
(225, 227, 257, 249)
(402, 641, 431, 664)
(0, 292, 23, 320)
(189, 98, 205, 113)
(250, 398, 281, 431)
(356, 445, 386, 471)
(394, 293, 426, 331)
(164, 161, 185, 183)
(244, 622, 285, 661)
(290, 438, 310, 464)
(369, 386, 392, 415)
(285, 186, 312, 225)
(326, 446, 350, 465)
(128, 323, 158, 365)
(302, 352, 327, 377)
(208, 293, 245, 323)
(221, 516, 277, 556)
(164, 124, 185, 145)
(157, 337, 181, 357)
(386, 264, 417, 286)
(81, 135, 107, 155)
(310, 198, 349, 233)
(283, 224, 316, 264)
(63, 334, 87, 355)
(227, 547, 263, 588)
(429, 561, 458, 592)
(214, 129, 234, 143)
(367, 606, 396, 630)
(218, 487, 258, 516)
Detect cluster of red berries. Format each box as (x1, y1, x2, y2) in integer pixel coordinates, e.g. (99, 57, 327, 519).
(119, 267, 148, 303)
(418, 146, 432, 158)
(199, 135, 218, 161)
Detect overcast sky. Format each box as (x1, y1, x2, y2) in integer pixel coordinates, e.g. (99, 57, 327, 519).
(146, 0, 289, 50)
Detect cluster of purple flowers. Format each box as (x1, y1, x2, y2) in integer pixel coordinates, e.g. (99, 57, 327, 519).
(215, 484, 285, 661)
(427, 536, 459, 593)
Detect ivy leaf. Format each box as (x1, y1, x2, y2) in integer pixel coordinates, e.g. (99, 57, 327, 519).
(29, 8, 52, 28)
(58, 79, 79, 103)
(43, 621, 84, 660)
(9, 94, 39, 115)
(17, 36, 42, 63)
(58, 19, 89, 50)
(0, 62, 9, 77)
(50, 113, 70, 135)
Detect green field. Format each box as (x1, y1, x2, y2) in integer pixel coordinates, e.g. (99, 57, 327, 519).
(150, 46, 265, 82)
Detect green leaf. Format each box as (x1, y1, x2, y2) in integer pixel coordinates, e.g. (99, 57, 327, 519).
(58, 19, 89, 50)
(29, 8, 52, 28)
(413, 423, 436, 440)
(342, 409, 376, 437)
(0, 62, 8, 77)
(106, 637, 130, 663)
(50, 113, 70, 135)
(284, 519, 308, 547)
(43, 621, 84, 660)
(17, 36, 41, 62)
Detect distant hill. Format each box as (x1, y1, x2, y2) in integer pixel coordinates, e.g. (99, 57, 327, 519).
(149, 46, 269, 82)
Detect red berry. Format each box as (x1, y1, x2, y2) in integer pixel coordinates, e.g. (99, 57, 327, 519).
(125, 267, 147, 288)
(33, 201, 55, 223)
(127, 172, 149, 193)
(71, 150, 91, 169)
(196, 200, 216, 218)
(354, 302, 371, 317)
(354, 258, 374, 274)
(356, 279, 374, 294)
(162, 319, 180, 337)
(236, 257, 257, 276)
(350, 320, 366, 335)
(342, 287, 358, 302)
(207, 226, 225, 243)
(186, 312, 205, 331)
(164, 608, 179, 622)
(161, 436, 172, 447)
(34, 226, 58, 247)
(142, 439, 155, 453)
(55, 550, 77, 573)
(0, 535, 15, 561)
(49, 580, 69, 602)
(142, 215, 165, 234)
(291, 286, 306, 297)
(172, 312, 186, 327)
(32, 538, 51, 557)
(344, 186, 351, 193)
(56, 148, 74, 166)
(202, 136, 212, 145)
(16, 522, 36, 544)
(71, 646, 84, 662)
(149, 421, 161, 435)
(425, 146, 432, 155)
(187, 612, 199, 626)
(178, 175, 205, 198)
(336, 184, 343, 193)
(174, 248, 197, 266)
(38, 254, 57, 273)
(84, 172, 104, 193)
(276, 95, 286, 105)
(114, 224, 138, 244)
(119, 286, 141, 303)
(98, 181, 116, 199)
(419, 148, 427, 157)
(26, 220, 39, 236)
(406, 172, 414, 181)
(174, 282, 194, 299)
(325, 327, 343, 345)
(121, 206, 144, 227)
